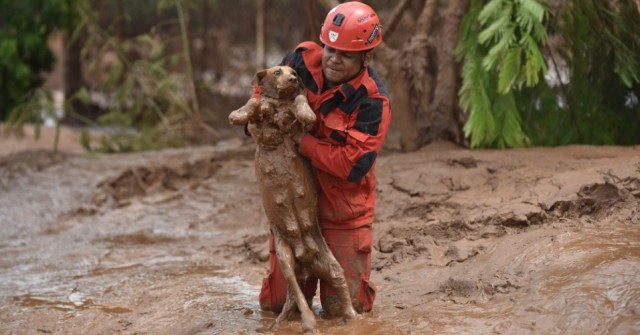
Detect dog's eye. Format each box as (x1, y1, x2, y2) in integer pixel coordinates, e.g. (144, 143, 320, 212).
(291, 70, 297, 76)
(274, 70, 281, 76)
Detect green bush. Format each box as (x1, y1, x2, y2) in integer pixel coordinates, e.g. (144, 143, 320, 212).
(0, 0, 78, 120)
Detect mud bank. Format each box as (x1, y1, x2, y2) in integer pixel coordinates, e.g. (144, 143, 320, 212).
(1, 139, 639, 334)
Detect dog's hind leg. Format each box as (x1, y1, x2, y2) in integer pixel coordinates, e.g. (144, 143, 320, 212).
(263, 191, 309, 263)
(290, 163, 320, 260)
(273, 231, 317, 334)
(274, 287, 296, 325)
(314, 247, 357, 321)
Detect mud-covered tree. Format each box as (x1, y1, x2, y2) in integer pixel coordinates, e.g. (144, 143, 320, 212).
(320, 0, 640, 149)
(319, 0, 470, 151)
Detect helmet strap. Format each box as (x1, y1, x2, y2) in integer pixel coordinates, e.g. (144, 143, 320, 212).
(361, 51, 371, 71)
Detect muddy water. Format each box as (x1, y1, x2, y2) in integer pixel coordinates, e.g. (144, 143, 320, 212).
(407, 223, 640, 335)
(1, 144, 640, 334)
(2, 222, 637, 334)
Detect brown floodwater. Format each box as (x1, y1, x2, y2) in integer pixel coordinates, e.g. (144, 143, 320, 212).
(404, 223, 640, 335)
(2, 222, 637, 334)
(1, 144, 639, 334)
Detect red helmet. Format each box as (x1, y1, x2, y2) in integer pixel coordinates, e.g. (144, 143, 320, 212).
(319, 2, 382, 52)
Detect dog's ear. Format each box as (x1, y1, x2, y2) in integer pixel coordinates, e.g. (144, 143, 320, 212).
(252, 70, 267, 87)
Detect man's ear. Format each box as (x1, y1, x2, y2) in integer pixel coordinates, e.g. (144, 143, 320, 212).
(252, 70, 267, 87)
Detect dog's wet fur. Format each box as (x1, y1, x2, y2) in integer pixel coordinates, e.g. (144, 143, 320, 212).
(229, 66, 356, 334)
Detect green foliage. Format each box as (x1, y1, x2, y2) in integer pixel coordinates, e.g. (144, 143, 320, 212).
(459, 0, 640, 147)
(519, 0, 640, 146)
(74, 0, 207, 152)
(0, 0, 79, 121)
(3, 89, 63, 153)
(457, 0, 549, 148)
(5, 0, 215, 154)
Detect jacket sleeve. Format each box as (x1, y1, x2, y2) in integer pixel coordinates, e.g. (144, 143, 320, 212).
(299, 96, 391, 182)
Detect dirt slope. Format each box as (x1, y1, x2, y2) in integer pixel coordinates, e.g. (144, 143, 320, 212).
(0, 129, 639, 334)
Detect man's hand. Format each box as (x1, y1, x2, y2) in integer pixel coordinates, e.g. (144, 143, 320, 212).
(292, 132, 305, 145)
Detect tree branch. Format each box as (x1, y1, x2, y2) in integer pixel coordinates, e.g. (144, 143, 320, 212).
(318, 0, 340, 11)
(306, 0, 319, 42)
(417, 0, 438, 34)
(383, 0, 413, 39)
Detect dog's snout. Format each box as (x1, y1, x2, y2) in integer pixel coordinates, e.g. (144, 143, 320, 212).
(287, 75, 297, 82)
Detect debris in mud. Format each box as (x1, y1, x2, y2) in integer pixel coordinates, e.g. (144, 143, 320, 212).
(0, 150, 67, 172)
(0, 150, 67, 189)
(101, 231, 179, 245)
(446, 157, 478, 168)
(2, 138, 639, 335)
(378, 235, 407, 253)
(550, 182, 623, 217)
(95, 149, 256, 208)
(227, 233, 270, 263)
(102, 162, 221, 202)
(440, 277, 480, 299)
(443, 245, 482, 266)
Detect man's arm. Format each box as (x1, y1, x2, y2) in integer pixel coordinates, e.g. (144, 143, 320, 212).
(298, 97, 390, 182)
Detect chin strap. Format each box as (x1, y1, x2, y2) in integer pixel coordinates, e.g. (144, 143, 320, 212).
(361, 51, 370, 71)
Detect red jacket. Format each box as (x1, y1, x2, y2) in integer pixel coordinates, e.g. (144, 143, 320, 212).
(267, 41, 391, 229)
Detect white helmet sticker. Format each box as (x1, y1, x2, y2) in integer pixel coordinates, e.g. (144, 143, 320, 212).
(329, 30, 339, 43)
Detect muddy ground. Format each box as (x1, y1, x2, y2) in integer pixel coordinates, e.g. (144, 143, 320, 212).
(1, 126, 639, 335)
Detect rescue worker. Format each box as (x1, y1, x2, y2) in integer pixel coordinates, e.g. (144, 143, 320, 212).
(258, 1, 391, 316)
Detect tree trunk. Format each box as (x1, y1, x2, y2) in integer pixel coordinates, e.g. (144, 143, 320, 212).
(318, 0, 339, 10)
(426, 0, 469, 145)
(256, 0, 265, 70)
(305, 0, 319, 42)
(379, 0, 438, 151)
(376, 44, 419, 151)
(116, 0, 125, 38)
(63, 31, 86, 124)
(319, 0, 471, 151)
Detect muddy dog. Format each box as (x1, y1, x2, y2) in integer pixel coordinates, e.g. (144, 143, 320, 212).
(228, 66, 356, 333)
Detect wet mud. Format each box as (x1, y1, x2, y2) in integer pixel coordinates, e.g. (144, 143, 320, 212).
(1, 138, 639, 334)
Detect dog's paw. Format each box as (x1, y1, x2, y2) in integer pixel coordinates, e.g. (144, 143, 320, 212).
(228, 99, 258, 125)
(228, 109, 248, 125)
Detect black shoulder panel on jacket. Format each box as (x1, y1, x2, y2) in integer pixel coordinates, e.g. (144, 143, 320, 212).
(281, 48, 318, 94)
(347, 151, 377, 182)
(319, 92, 343, 116)
(368, 66, 389, 97)
(341, 85, 368, 115)
(354, 98, 383, 136)
(279, 51, 294, 67)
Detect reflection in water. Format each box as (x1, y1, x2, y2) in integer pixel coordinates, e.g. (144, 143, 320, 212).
(14, 292, 132, 315)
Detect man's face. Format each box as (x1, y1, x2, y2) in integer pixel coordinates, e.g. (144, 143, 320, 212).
(322, 46, 366, 88)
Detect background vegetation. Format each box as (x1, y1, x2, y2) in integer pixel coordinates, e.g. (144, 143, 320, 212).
(2, 0, 639, 152)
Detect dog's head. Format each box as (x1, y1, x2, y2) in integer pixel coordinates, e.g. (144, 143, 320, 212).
(252, 66, 304, 100)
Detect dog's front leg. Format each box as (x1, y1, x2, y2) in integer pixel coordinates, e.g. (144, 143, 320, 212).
(228, 98, 259, 125)
(294, 94, 316, 131)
